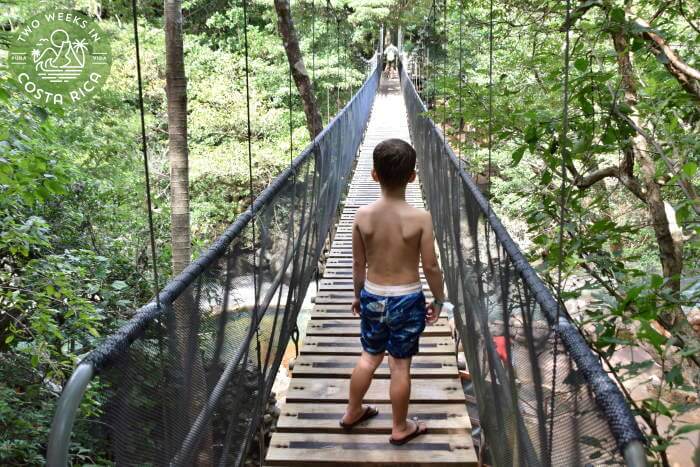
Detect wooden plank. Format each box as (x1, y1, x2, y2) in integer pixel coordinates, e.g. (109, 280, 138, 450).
(327, 258, 353, 266)
(292, 354, 458, 378)
(276, 403, 471, 434)
(300, 335, 456, 355)
(305, 318, 451, 337)
(266, 433, 477, 466)
(285, 378, 466, 404)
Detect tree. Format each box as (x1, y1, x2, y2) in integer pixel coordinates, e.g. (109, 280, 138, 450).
(165, 0, 191, 276)
(164, 2, 214, 465)
(274, 0, 324, 138)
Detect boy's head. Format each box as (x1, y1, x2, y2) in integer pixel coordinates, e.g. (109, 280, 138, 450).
(372, 139, 416, 188)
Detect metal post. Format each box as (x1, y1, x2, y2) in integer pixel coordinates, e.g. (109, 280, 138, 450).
(624, 441, 648, 467)
(47, 363, 95, 467)
(398, 25, 403, 54)
(379, 24, 384, 55)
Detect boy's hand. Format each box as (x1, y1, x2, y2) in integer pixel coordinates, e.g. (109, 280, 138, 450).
(351, 297, 361, 317)
(426, 301, 441, 324)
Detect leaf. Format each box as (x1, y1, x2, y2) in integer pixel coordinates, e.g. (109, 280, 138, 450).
(574, 57, 588, 72)
(111, 280, 128, 291)
(650, 274, 663, 289)
(682, 162, 697, 178)
(524, 125, 538, 144)
(540, 170, 552, 185)
(675, 423, 700, 436)
(5, 335, 14, 344)
(638, 321, 667, 350)
(511, 145, 527, 165)
(578, 95, 594, 115)
(601, 126, 617, 145)
(643, 398, 672, 417)
(610, 7, 625, 24)
(664, 365, 683, 387)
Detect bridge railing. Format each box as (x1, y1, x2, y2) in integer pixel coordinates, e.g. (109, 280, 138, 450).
(400, 63, 646, 466)
(47, 57, 380, 467)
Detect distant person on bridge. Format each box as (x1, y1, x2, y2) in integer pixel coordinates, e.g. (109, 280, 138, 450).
(383, 43, 399, 77)
(339, 139, 446, 445)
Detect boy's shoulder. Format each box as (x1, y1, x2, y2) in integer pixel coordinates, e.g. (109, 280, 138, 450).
(355, 202, 430, 222)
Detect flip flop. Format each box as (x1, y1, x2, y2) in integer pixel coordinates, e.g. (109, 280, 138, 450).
(339, 406, 379, 429)
(389, 419, 428, 446)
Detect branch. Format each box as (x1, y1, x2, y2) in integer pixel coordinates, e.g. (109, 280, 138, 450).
(678, 0, 700, 35)
(632, 17, 700, 102)
(274, 0, 324, 138)
(614, 108, 700, 215)
(560, 0, 603, 31)
(574, 165, 618, 188)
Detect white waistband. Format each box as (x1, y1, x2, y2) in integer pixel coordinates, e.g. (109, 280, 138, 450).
(364, 279, 422, 297)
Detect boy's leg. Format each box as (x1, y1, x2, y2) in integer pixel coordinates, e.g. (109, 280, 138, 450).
(342, 351, 384, 424)
(388, 355, 427, 439)
(388, 355, 411, 435)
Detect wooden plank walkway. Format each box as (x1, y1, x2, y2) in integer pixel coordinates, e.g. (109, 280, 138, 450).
(265, 78, 477, 466)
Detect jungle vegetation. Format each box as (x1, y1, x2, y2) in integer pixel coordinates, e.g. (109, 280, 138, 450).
(0, 0, 698, 465)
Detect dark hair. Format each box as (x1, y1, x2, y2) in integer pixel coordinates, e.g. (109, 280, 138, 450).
(372, 138, 416, 188)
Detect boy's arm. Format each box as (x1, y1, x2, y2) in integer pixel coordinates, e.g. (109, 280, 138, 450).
(419, 211, 445, 323)
(351, 214, 367, 316)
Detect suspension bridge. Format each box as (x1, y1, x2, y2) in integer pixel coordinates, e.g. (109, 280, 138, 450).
(43, 5, 651, 461)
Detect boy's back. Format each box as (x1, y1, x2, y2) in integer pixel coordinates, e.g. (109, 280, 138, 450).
(354, 198, 428, 285)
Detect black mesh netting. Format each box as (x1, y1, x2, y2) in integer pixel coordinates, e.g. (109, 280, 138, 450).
(67, 64, 380, 466)
(399, 65, 645, 466)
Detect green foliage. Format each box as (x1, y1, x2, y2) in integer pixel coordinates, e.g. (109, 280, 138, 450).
(414, 0, 700, 463)
(0, 0, 378, 463)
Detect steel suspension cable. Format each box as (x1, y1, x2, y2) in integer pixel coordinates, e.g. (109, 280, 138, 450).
(344, 28, 349, 101)
(548, 0, 572, 463)
(130, 0, 160, 310)
(325, 3, 330, 122)
(487, 0, 493, 205)
(241, 0, 264, 463)
(457, 0, 464, 170)
(335, 10, 340, 114)
(442, 0, 447, 135)
(312, 0, 316, 86)
(289, 62, 294, 165)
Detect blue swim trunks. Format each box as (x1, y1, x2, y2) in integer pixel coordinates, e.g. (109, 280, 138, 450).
(359, 281, 427, 359)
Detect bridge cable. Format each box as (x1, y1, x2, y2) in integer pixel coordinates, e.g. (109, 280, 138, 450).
(487, 0, 493, 206)
(312, 0, 316, 86)
(240, 0, 265, 463)
(457, 0, 464, 171)
(335, 6, 341, 114)
(325, 3, 331, 123)
(548, 0, 572, 462)
(130, 0, 161, 310)
(442, 0, 447, 136)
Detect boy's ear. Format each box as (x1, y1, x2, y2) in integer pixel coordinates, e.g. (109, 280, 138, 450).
(371, 169, 379, 182)
(409, 170, 416, 183)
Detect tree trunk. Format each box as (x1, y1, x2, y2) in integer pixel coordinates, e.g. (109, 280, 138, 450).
(273, 0, 324, 139)
(164, 2, 213, 465)
(165, 0, 191, 277)
(610, 29, 698, 362)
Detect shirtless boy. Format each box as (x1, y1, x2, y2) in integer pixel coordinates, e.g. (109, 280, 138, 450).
(339, 138, 446, 445)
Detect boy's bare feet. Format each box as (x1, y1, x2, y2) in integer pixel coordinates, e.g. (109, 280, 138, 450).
(390, 418, 428, 445)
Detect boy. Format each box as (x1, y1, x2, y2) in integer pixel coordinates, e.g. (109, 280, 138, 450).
(339, 138, 446, 445)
